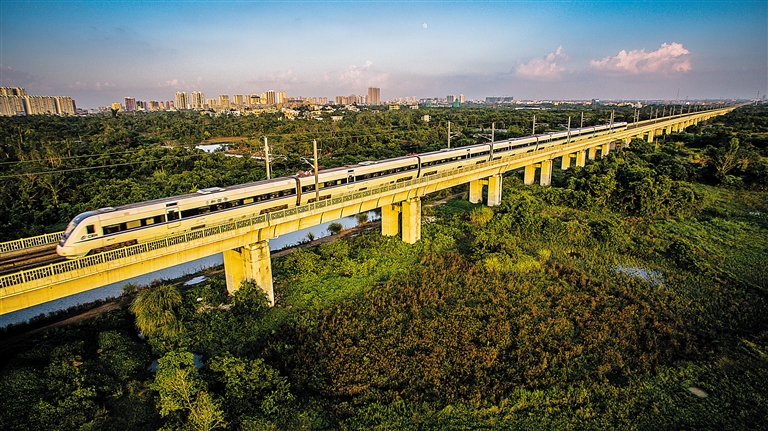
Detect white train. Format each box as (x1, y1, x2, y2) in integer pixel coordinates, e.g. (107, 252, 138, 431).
(57, 121, 626, 258)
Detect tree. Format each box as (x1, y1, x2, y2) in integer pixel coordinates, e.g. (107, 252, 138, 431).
(327, 222, 344, 235)
(710, 137, 741, 178)
(208, 354, 294, 428)
(152, 350, 226, 430)
(129, 284, 183, 345)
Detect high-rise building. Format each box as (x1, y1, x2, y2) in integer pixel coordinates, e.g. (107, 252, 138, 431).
(55, 96, 76, 115)
(265, 91, 276, 105)
(459, 94, 465, 103)
(175, 92, 190, 110)
(248, 94, 261, 106)
(276, 91, 286, 104)
(367, 87, 380, 105)
(233, 94, 244, 106)
(0, 87, 27, 96)
(219, 95, 231, 110)
(447, 95, 456, 103)
(124, 97, 137, 112)
(191, 91, 205, 110)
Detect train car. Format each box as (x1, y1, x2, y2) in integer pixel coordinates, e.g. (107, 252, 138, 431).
(296, 155, 420, 205)
(490, 136, 538, 160)
(57, 177, 299, 258)
(417, 144, 492, 177)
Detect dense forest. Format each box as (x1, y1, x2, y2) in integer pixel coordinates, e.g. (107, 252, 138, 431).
(1, 105, 767, 430)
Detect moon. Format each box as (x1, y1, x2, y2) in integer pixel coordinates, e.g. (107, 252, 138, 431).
(422, 23, 427, 29)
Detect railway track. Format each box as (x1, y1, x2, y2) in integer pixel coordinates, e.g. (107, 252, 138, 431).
(0, 246, 66, 276)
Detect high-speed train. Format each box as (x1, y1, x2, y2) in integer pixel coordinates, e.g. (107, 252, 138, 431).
(57, 121, 626, 258)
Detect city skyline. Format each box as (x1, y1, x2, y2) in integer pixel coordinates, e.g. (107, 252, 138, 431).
(1, 1, 765, 109)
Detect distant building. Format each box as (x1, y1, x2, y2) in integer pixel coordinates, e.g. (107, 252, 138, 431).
(174, 92, 189, 110)
(233, 94, 244, 106)
(191, 91, 205, 109)
(0, 87, 75, 116)
(447, 95, 456, 103)
(459, 94, 465, 103)
(367, 87, 381, 105)
(124, 97, 137, 112)
(485, 96, 514, 104)
(219, 94, 231, 110)
(0, 87, 27, 96)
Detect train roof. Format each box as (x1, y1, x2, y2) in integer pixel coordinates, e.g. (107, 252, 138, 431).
(104, 176, 298, 211)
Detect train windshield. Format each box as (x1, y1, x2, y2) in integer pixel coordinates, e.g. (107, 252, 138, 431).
(59, 212, 94, 245)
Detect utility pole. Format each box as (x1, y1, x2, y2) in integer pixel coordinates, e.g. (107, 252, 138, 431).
(313, 140, 320, 202)
(532, 115, 536, 135)
(567, 116, 571, 144)
(580, 111, 584, 129)
(448, 121, 451, 149)
(263, 136, 271, 179)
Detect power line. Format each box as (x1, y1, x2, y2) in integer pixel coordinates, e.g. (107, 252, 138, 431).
(0, 148, 151, 166)
(0, 154, 205, 179)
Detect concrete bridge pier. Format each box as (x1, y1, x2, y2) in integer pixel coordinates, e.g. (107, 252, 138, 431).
(588, 147, 598, 160)
(487, 174, 503, 206)
(646, 130, 655, 143)
(381, 203, 401, 237)
(401, 197, 422, 244)
(223, 240, 274, 305)
(601, 143, 610, 157)
(524, 164, 537, 185)
(576, 150, 587, 167)
(469, 179, 484, 204)
(539, 160, 553, 186)
(561, 154, 572, 170)
(380, 198, 422, 243)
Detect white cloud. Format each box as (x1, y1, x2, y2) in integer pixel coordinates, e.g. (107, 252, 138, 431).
(69, 81, 115, 91)
(157, 78, 189, 88)
(590, 42, 692, 75)
(248, 69, 299, 88)
(515, 46, 569, 80)
(339, 60, 387, 87)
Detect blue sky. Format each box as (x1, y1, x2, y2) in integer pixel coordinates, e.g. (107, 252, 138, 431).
(1, 0, 765, 108)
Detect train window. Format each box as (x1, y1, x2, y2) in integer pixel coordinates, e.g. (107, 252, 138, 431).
(243, 197, 254, 205)
(86, 225, 95, 234)
(167, 209, 180, 221)
(103, 225, 120, 235)
(126, 220, 141, 230)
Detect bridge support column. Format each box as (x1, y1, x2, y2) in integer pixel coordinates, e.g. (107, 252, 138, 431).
(561, 154, 572, 170)
(469, 180, 483, 204)
(223, 241, 273, 305)
(588, 147, 598, 160)
(576, 150, 587, 167)
(487, 174, 503, 206)
(381, 204, 400, 237)
(401, 197, 421, 244)
(539, 160, 553, 186)
(601, 143, 610, 157)
(646, 130, 655, 143)
(524, 164, 537, 185)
